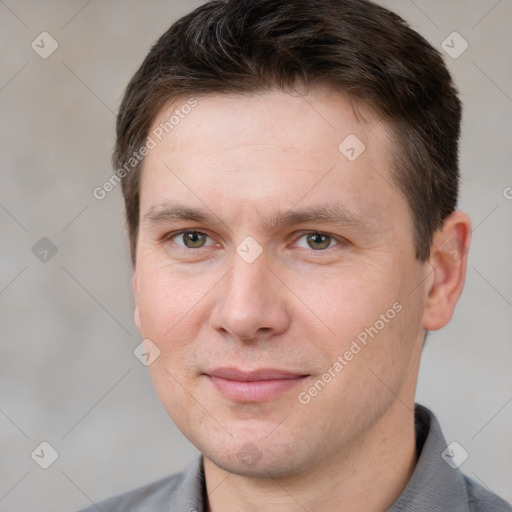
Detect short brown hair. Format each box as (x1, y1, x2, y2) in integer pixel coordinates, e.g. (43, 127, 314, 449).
(114, 0, 461, 265)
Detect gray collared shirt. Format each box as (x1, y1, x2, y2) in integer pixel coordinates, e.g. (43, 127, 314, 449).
(78, 405, 511, 511)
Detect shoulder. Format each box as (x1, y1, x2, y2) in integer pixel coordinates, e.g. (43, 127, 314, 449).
(76, 456, 204, 512)
(463, 475, 512, 512)
(390, 405, 511, 512)
(76, 473, 184, 512)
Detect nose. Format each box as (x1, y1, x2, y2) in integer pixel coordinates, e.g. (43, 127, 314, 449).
(210, 251, 291, 342)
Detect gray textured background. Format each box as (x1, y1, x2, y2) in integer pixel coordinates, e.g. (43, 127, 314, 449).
(0, 1, 511, 511)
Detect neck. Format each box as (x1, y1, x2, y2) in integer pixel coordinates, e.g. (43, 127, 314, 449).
(204, 400, 418, 512)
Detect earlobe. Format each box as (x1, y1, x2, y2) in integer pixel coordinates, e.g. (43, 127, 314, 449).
(421, 211, 472, 331)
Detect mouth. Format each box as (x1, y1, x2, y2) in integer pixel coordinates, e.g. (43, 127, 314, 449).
(204, 367, 310, 402)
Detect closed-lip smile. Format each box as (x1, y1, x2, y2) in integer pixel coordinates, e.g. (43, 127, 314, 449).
(205, 367, 309, 402)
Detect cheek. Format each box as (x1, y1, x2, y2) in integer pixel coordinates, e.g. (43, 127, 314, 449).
(341, 266, 425, 392)
(295, 264, 420, 388)
(135, 261, 209, 340)
(138, 265, 207, 426)
(290, 266, 399, 341)
(147, 358, 205, 448)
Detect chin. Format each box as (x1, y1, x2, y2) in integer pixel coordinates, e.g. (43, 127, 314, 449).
(202, 436, 309, 479)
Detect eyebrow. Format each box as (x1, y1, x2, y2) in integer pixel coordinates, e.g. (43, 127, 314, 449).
(141, 202, 377, 232)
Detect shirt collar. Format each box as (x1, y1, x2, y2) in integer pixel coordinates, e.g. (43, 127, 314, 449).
(388, 404, 470, 511)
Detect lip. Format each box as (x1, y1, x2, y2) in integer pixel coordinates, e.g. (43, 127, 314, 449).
(205, 367, 309, 402)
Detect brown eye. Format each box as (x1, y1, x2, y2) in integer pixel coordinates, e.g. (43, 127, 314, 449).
(295, 232, 338, 251)
(306, 233, 332, 250)
(174, 231, 209, 248)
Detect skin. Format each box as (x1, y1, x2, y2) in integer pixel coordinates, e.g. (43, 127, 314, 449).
(132, 89, 471, 511)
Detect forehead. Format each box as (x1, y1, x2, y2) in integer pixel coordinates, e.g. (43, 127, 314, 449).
(148, 88, 388, 156)
(139, 89, 407, 234)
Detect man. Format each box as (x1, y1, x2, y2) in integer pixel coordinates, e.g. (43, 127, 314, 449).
(80, 0, 511, 510)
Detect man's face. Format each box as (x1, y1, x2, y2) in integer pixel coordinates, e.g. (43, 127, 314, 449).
(133, 89, 429, 477)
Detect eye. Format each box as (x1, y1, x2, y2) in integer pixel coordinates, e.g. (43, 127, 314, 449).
(171, 231, 213, 249)
(295, 232, 338, 250)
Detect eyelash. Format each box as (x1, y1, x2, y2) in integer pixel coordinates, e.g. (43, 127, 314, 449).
(164, 229, 345, 251)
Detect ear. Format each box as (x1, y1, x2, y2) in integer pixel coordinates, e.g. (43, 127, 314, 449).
(421, 210, 472, 331)
(132, 270, 142, 332)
